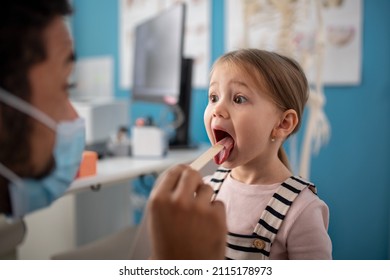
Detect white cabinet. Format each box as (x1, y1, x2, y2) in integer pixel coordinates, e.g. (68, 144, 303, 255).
(18, 183, 132, 260)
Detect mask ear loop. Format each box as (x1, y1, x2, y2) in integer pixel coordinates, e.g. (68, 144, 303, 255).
(0, 162, 23, 187)
(0, 88, 40, 201)
(0, 161, 23, 197)
(0, 87, 57, 131)
(0, 161, 26, 218)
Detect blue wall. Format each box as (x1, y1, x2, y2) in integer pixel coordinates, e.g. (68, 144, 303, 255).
(312, 1, 390, 259)
(72, 0, 390, 259)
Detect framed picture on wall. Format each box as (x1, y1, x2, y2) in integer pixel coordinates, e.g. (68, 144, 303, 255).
(225, 0, 363, 86)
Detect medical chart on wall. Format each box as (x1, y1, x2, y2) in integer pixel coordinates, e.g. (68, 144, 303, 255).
(119, 0, 210, 90)
(225, 0, 363, 85)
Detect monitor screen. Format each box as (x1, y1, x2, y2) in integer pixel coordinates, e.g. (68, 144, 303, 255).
(132, 4, 185, 104)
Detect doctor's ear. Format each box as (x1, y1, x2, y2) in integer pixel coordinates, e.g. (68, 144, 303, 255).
(273, 109, 298, 139)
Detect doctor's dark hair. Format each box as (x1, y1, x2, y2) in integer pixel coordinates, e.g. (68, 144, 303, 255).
(0, 0, 72, 170)
(211, 49, 309, 170)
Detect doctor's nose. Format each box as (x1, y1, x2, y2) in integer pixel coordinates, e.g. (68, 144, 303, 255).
(66, 99, 79, 120)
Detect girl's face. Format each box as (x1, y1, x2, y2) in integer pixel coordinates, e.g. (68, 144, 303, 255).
(204, 61, 283, 170)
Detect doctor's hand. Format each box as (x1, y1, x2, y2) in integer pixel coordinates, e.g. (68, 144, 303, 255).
(147, 164, 227, 260)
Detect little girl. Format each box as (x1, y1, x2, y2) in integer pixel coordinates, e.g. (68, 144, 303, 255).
(204, 49, 332, 260)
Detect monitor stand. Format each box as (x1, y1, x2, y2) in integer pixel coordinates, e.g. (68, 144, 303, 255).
(168, 57, 195, 150)
(169, 142, 198, 150)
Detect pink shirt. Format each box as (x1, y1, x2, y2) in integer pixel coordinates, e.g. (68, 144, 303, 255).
(205, 174, 332, 260)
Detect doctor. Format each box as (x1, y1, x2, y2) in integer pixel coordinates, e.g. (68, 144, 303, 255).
(0, 0, 226, 259)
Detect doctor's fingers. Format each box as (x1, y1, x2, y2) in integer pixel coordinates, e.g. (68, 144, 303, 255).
(195, 184, 227, 220)
(194, 183, 214, 203)
(151, 164, 188, 198)
(171, 166, 203, 204)
(151, 164, 202, 201)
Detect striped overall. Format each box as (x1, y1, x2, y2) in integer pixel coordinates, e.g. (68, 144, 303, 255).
(209, 168, 317, 260)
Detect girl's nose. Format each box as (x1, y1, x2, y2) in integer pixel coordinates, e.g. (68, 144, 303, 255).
(212, 101, 229, 119)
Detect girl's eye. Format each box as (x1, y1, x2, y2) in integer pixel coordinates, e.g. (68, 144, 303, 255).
(233, 95, 247, 104)
(209, 94, 219, 103)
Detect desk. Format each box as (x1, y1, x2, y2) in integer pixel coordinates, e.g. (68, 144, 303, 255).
(19, 145, 214, 259)
(67, 145, 209, 194)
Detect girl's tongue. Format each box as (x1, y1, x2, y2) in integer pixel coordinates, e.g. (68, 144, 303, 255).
(214, 137, 234, 165)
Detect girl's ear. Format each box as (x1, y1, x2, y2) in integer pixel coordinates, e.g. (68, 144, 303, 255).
(273, 109, 298, 139)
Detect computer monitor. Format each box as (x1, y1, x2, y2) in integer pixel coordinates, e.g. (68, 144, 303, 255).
(132, 3, 193, 148)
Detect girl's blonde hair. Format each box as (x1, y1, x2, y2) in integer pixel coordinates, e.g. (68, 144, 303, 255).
(212, 49, 309, 170)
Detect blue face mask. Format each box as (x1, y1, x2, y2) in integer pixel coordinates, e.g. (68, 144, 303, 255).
(0, 88, 85, 218)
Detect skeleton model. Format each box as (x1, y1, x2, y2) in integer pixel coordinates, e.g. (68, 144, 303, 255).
(240, 0, 331, 178)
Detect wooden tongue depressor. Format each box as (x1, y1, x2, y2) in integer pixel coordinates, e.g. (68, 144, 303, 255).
(190, 144, 223, 171)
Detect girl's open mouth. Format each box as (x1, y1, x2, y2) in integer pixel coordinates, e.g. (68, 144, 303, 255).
(213, 129, 234, 165)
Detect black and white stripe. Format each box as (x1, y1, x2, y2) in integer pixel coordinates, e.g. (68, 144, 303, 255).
(209, 169, 316, 260)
